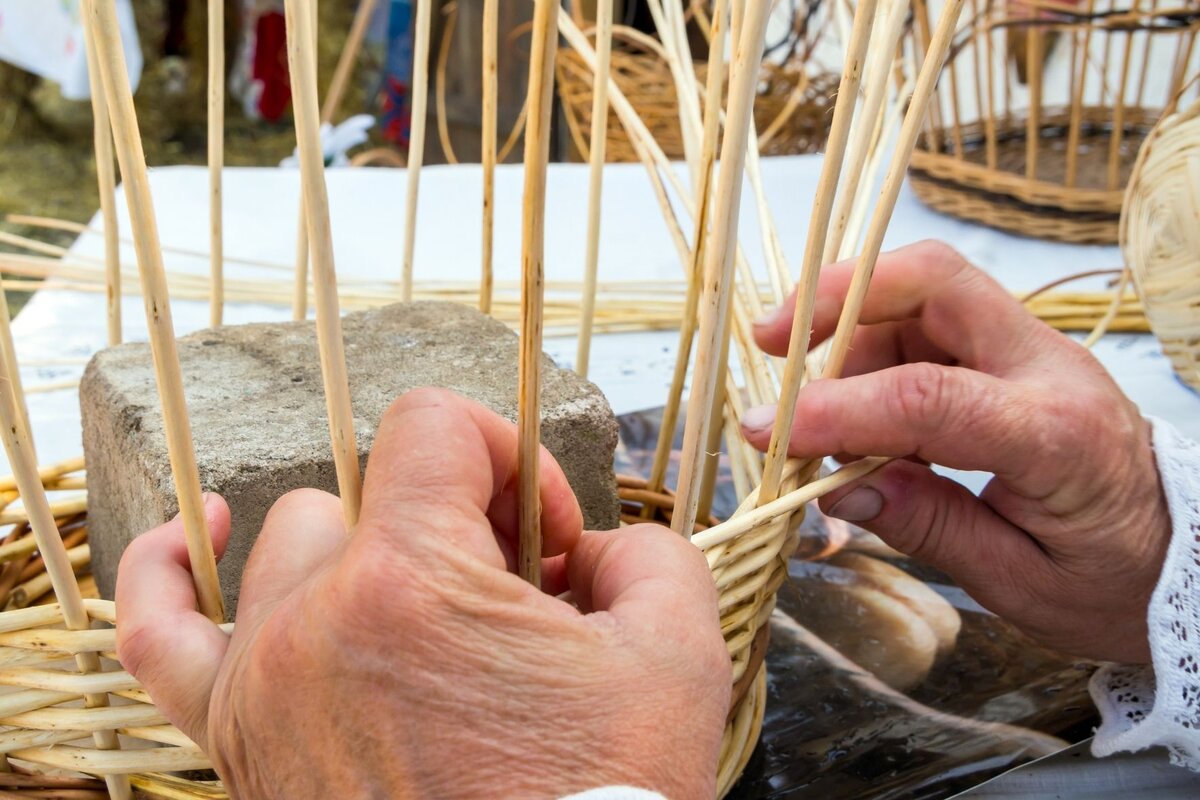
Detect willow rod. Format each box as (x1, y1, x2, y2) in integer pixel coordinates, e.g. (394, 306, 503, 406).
(283, 0, 364, 529)
(756, 0, 879, 507)
(81, 10, 121, 346)
(516, 0, 559, 588)
(823, 0, 909, 266)
(401, 0, 434, 302)
(670, 0, 772, 538)
(575, 0, 614, 379)
(88, 0, 224, 623)
(480, 0, 498, 314)
(823, 0, 967, 379)
(0, 304, 130, 800)
(208, 0, 224, 328)
(322, 0, 380, 125)
(644, 0, 729, 505)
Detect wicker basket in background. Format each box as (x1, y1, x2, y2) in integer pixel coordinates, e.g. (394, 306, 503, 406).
(556, 25, 838, 161)
(1122, 97, 1200, 391)
(906, 0, 1200, 244)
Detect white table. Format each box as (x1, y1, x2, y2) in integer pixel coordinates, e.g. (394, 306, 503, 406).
(9, 156, 1198, 478)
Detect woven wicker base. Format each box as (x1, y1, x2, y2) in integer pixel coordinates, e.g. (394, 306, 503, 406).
(908, 107, 1159, 244)
(909, 170, 1120, 244)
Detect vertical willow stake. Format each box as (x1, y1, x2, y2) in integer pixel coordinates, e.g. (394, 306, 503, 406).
(480, 0, 498, 314)
(0, 319, 131, 800)
(575, 0, 613, 378)
(208, 0, 224, 327)
(401, 0, 433, 302)
(671, 0, 771, 537)
(756, 0, 878, 506)
(645, 0, 728, 505)
(284, 0, 364, 528)
(517, 0, 558, 588)
(822, 0, 967, 378)
(82, 10, 121, 346)
(89, 0, 225, 623)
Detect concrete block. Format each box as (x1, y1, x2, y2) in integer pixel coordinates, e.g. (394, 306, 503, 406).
(82, 301, 619, 615)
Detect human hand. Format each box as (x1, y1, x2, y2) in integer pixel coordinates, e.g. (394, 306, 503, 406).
(117, 388, 730, 799)
(742, 241, 1170, 663)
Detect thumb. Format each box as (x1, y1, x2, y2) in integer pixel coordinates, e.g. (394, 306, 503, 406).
(820, 459, 1048, 621)
(116, 494, 233, 747)
(567, 525, 725, 649)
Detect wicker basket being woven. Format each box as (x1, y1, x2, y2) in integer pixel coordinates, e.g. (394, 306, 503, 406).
(1121, 98, 1200, 391)
(906, 0, 1200, 245)
(556, 25, 838, 162)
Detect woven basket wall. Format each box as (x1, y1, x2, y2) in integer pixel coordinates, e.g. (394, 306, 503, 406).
(556, 26, 838, 162)
(906, 0, 1200, 245)
(1121, 98, 1200, 391)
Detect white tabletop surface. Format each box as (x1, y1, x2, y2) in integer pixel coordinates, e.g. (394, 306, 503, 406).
(8, 156, 1198, 480)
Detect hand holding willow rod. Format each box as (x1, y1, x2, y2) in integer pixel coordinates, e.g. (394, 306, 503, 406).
(117, 388, 729, 800)
(743, 240, 1171, 664)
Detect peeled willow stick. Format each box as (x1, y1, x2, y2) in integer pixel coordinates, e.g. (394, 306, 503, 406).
(0, 322, 131, 800)
(292, 0, 315, 321)
(81, 11, 121, 346)
(644, 0, 728, 507)
(575, 0, 614, 378)
(516, 0, 558, 588)
(480, 0, 498, 314)
(823, 0, 966, 379)
(670, 0, 771, 537)
(401, 0, 434, 302)
(0, 280, 31, 462)
(283, 0, 364, 528)
(823, 0, 909, 266)
(208, 0, 224, 328)
(323, 0, 380, 125)
(756, 0, 879, 506)
(89, 0, 224, 622)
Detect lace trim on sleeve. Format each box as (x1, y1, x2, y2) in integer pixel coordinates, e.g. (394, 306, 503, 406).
(1090, 416, 1200, 771)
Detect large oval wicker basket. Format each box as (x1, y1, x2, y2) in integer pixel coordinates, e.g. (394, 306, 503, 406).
(906, 1, 1200, 244)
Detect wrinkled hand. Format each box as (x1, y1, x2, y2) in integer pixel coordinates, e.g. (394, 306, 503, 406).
(117, 388, 730, 799)
(743, 241, 1170, 663)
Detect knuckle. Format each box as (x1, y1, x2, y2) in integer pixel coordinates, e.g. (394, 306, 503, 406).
(890, 363, 952, 433)
(912, 239, 969, 278)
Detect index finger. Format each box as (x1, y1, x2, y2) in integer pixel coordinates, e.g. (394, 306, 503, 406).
(753, 240, 1051, 375)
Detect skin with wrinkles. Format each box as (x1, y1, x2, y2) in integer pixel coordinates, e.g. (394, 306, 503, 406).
(117, 388, 730, 799)
(743, 240, 1171, 663)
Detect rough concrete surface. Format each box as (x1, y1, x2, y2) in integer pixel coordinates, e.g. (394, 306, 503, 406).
(81, 301, 620, 615)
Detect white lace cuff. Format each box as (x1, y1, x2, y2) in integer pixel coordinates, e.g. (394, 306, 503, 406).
(1090, 416, 1200, 771)
(559, 788, 665, 800)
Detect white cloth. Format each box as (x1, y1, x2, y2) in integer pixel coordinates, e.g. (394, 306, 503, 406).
(560, 789, 664, 800)
(1091, 416, 1200, 771)
(0, 0, 142, 100)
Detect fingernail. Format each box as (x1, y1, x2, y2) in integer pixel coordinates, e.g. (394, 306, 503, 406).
(741, 404, 776, 432)
(753, 304, 787, 329)
(826, 486, 883, 522)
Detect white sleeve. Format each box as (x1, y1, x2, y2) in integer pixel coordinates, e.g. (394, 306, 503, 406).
(559, 789, 666, 800)
(1090, 416, 1200, 771)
